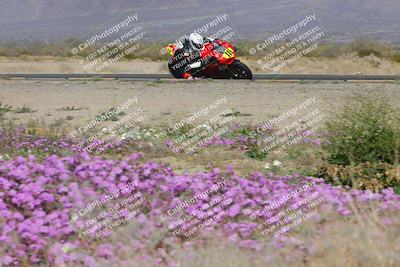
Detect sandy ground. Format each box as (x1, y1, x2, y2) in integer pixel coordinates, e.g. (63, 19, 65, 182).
(0, 79, 399, 129)
(1, 54, 400, 74)
(0, 58, 167, 74)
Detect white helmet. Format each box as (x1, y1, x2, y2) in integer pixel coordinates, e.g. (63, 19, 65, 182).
(189, 32, 204, 51)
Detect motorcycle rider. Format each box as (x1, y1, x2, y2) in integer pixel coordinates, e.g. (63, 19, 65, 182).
(172, 32, 215, 78)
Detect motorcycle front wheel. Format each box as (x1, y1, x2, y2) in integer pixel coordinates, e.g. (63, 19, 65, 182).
(227, 60, 253, 79)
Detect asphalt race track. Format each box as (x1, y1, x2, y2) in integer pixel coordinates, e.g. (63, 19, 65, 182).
(1, 73, 400, 81)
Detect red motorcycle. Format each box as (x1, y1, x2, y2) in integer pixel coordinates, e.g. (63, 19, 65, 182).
(165, 39, 253, 79)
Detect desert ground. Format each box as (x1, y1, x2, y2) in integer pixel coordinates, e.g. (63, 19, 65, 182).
(1, 78, 398, 176)
(1, 79, 399, 127)
(1, 54, 400, 74)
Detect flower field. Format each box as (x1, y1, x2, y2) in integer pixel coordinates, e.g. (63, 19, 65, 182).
(1, 126, 399, 267)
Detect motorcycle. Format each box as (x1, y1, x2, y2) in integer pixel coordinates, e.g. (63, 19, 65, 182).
(165, 39, 253, 79)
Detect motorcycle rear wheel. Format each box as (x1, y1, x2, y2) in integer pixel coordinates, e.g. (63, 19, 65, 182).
(227, 60, 253, 79)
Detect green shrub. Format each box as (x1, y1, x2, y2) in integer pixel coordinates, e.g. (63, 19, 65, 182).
(318, 94, 400, 190)
(391, 53, 400, 63)
(0, 103, 13, 118)
(346, 37, 390, 58)
(317, 162, 400, 191)
(245, 143, 269, 161)
(324, 93, 400, 166)
(357, 48, 382, 58)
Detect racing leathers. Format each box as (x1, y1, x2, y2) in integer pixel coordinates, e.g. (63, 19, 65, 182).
(172, 37, 215, 78)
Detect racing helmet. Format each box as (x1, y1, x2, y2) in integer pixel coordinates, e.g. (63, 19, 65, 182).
(189, 32, 204, 51)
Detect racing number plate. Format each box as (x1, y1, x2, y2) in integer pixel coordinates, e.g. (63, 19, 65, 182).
(222, 47, 234, 59)
(166, 46, 174, 56)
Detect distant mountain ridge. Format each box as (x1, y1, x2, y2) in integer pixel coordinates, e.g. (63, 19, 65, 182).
(0, 0, 399, 42)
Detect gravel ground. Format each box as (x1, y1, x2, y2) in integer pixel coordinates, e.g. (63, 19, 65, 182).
(0, 79, 399, 128)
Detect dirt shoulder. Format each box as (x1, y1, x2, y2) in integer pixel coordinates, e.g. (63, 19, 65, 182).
(0, 79, 398, 128)
(1, 54, 400, 74)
